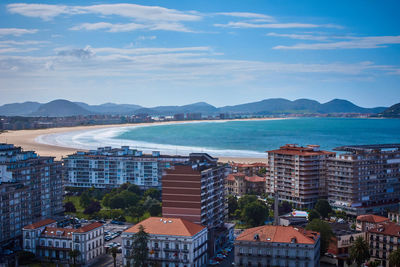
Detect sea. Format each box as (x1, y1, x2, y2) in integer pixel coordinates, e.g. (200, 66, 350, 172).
(37, 118, 400, 158)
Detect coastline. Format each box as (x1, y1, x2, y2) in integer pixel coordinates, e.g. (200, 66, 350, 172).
(0, 118, 278, 162)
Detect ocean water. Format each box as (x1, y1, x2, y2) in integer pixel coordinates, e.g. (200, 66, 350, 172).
(115, 118, 400, 156)
(36, 118, 400, 157)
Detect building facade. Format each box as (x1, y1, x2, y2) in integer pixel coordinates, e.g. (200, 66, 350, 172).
(0, 143, 63, 246)
(267, 144, 335, 210)
(162, 153, 228, 228)
(225, 173, 266, 196)
(234, 225, 321, 267)
(122, 217, 208, 267)
(63, 146, 188, 188)
(356, 214, 390, 232)
(327, 144, 400, 216)
(23, 219, 104, 265)
(388, 209, 400, 224)
(231, 162, 268, 177)
(368, 222, 400, 267)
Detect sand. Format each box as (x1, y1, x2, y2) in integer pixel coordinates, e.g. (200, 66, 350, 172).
(0, 118, 274, 163)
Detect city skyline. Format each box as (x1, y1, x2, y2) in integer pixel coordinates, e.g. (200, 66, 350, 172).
(0, 0, 399, 107)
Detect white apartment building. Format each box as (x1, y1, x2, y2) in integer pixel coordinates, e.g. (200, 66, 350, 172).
(23, 219, 104, 265)
(122, 217, 208, 267)
(63, 146, 188, 188)
(235, 225, 321, 267)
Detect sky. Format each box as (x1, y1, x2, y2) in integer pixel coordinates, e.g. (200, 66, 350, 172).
(0, 0, 399, 108)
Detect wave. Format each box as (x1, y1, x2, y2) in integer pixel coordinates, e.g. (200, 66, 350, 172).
(35, 124, 266, 158)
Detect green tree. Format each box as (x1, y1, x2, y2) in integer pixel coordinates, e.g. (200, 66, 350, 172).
(110, 247, 119, 267)
(119, 191, 140, 207)
(129, 225, 149, 267)
(306, 219, 334, 255)
(349, 236, 370, 267)
(238, 195, 258, 210)
(69, 249, 81, 267)
(102, 193, 112, 208)
(241, 201, 268, 227)
(79, 191, 92, 209)
(144, 188, 160, 200)
(227, 195, 239, 218)
(109, 195, 126, 209)
(314, 199, 332, 218)
(84, 200, 101, 214)
(127, 184, 142, 195)
(308, 210, 321, 222)
(64, 201, 76, 212)
(148, 203, 162, 216)
(389, 248, 400, 267)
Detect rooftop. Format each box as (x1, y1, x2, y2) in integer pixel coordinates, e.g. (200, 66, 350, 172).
(226, 173, 266, 182)
(75, 222, 103, 233)
(236, 225, 319, 245)
(124, 217, 206, 237)
(356, 214, 390, 224)
(267, 144, 335, 156)
(23, 219, 56, 229)
(41, 227, 76, 238)
(369, 222, 400, 237)
(334, 144, 400, 153)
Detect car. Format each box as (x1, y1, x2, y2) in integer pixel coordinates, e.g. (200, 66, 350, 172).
(216, 254, 226, 259)
(208, 260, 219, 265)
(105, 236, 112, 241)
(98, 220, 106, 223)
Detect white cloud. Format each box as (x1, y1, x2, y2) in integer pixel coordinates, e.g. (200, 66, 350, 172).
(137, 36, 157, 41)
(267, 32, 330, 41)
(0, 28, 38, 36)
(216, 12, 275, 22)
(7, 3, 201, 22)
(273, 35, 400, 49)
(70, 21, 192, 33)
(214, 22, 336, 29)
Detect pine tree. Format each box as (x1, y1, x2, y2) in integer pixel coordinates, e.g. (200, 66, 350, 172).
(128, 225, 149, 267)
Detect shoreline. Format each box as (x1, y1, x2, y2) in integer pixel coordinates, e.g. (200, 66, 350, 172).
(0, 118, 277, 163)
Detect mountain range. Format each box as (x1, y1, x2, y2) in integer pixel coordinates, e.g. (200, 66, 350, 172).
(0, 98, 390, 117)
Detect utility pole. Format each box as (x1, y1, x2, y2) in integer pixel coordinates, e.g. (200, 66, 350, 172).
(274, 190, 279, 226)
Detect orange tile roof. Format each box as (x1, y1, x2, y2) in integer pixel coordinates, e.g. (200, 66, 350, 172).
(245, 176, 266, 183)
(368, 222, 400, 237)
(24, 219, 56, 229)
(236, 225, 319, 245)
(41, 227, 77, 238)
(267, 144, 335, 156)
(356, 214, 389, 224)
(124, 217, 205, 237)
(75, 222, 103, 233)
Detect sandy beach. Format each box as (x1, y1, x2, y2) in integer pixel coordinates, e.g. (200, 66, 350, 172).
(0, 118, 274, 163)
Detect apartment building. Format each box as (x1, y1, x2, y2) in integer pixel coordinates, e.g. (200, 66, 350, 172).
(225, 172, 266, 196)
(23, 219, 104, 265)
(63, 146, 188, 188)
(234, 225, 321, 267)
(267, 144, 335, 210)
(388, 209, 400, 224)
(162, 153, 228, 228)
(0, 143, 63, 246)
(327, 144, 400, 216)
(368, 222, 400, 267)
(122, 217, 208, 267)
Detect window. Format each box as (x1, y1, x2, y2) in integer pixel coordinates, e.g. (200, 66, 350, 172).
(184, 244, 188, 250)
(175, 243, 179, 249)
(154, 242, 158, 248)
(165, 243, 169, 249)
(48, 241, 52, 247)
(63, 242, 66, 248)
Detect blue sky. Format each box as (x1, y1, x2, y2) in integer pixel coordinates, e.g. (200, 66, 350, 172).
(0, 0, 399, 108)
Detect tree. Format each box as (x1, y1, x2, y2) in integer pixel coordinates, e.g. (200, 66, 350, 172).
(144, 188, 160, 200)
(127, 184, 142, 195)
(119, 191, 140, 207)
(306, 219, 334, 255)
(349, 236, 370, 267)
(238, 195, 258, 210)
(148, 202, 162, 216)
(227, 195, 238, 218)
(109, 195, 126, 209)
(69, 249, 81, 267)
(79, 191, 92, 209)
(389, 248, 400, 267)
(241, 201, 268, 227)
(84, 200, 101, 214)
(279, 201, 292, 214)
(308, 210, 321, 222)
(110, 247, 119, 267)
(314, 199, 332, 218)
(129, 225, 149, 267)
(64, 201, 76, 213)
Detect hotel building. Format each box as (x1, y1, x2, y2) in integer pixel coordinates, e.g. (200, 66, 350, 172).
(23, 219, 104, 265)
(234, 225, 321, 267)
(327, 144, 400, 215)
(63, 146, 188, 188)
(231, 162, 268, 177)
(266, 144, 335, 209)
(368, 222, 400, 267)
(122, 217, 208, 267)
(0, 143, 63, 246)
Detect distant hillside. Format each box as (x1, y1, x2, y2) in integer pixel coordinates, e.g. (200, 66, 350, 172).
(0, 101, 41, 116)
(75, 102, 142, 115)
(219, 98, 386, 114)
(380, 102, 400, 118)
(30, 100, 93, 117)
(0, 98, 387, 117)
